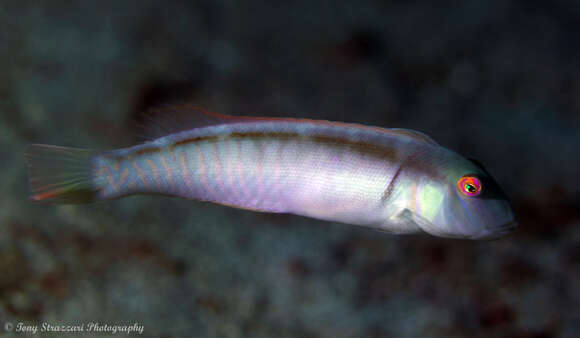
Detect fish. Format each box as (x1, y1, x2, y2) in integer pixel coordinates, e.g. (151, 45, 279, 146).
(25, 105, 517, 239)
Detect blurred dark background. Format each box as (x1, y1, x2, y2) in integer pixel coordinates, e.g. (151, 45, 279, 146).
(1, 1, 579, 337)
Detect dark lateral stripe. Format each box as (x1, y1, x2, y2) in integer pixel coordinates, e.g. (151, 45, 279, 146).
(115, 131, 443, 182)
(309, 134, 398, 161)
(127, 132, 399, 162)
(134, 147, 162, 155)
(167, 132, 398, 161)
(229, 131, 300, 139)
(172, 135, 220, 148)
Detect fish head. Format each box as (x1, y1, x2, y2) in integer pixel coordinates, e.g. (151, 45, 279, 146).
(413, 150, 517, 239)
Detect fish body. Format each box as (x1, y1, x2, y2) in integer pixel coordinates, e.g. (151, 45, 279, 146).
(25, 107, 517, 239)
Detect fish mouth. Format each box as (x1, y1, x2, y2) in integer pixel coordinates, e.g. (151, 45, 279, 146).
(471, 220, 518, 240)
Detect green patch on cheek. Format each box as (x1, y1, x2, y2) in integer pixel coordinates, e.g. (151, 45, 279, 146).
(418, 183, 445, 222)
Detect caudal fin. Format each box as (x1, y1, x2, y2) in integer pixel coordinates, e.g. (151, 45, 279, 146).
(25, 144, 99, 204)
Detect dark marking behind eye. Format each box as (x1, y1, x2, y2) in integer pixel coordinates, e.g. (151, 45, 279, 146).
(466, 159, 511, 201)
(468, 158, 490, 175)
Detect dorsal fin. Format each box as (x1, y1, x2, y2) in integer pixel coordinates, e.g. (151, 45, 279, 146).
(139, 104, 439, 146)
(139, 104, 258, 140)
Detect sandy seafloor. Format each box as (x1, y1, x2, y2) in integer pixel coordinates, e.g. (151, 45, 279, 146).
(0, 1, 579, 337)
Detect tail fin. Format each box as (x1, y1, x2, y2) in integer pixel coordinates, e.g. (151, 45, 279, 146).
(25, 144, 99, 204)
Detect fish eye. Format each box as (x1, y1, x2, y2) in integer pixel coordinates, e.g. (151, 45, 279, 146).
(457, 176, 482, 197)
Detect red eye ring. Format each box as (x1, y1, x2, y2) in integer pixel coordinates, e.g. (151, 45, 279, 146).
(457, 176, 482, 197)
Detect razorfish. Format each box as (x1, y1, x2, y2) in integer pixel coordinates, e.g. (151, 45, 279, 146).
(25, 106, 517, 239)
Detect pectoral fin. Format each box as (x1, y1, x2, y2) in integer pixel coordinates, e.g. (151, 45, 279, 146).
(361, 209, 423, 234)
